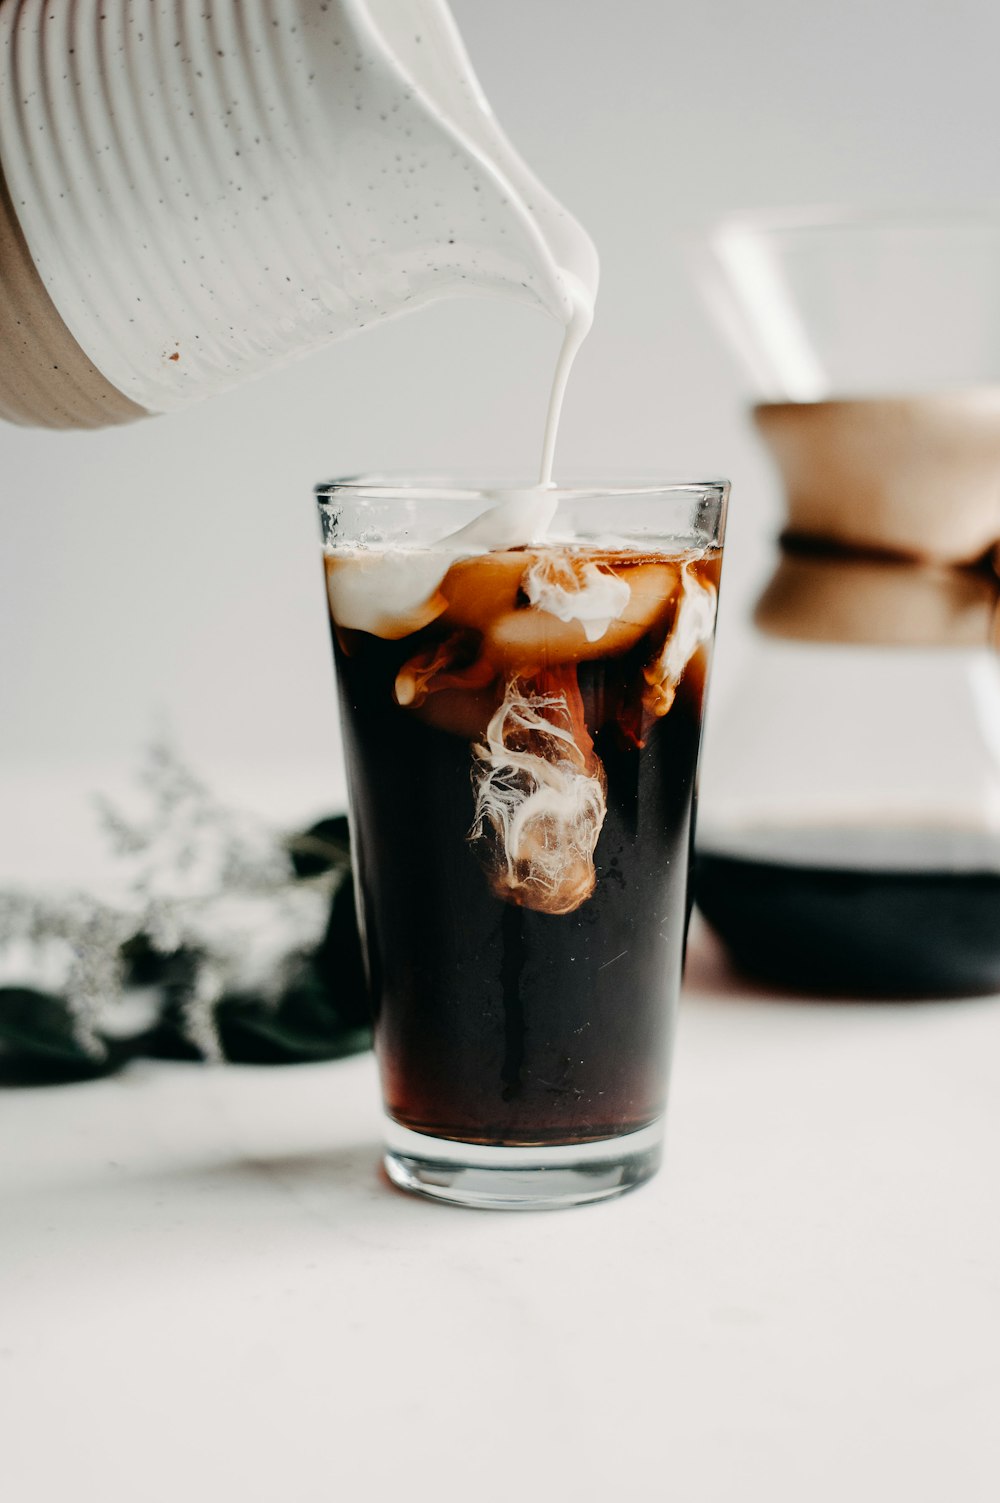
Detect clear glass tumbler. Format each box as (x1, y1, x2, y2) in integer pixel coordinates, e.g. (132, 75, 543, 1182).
(317, 478, 728, 1208)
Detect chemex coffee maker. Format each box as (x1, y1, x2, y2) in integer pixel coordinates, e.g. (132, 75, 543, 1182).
(695, 211, 1000, 997)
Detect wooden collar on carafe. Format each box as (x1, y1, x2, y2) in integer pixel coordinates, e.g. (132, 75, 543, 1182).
(754, 394, 1000, 563)
(752, 396, 1000, 648)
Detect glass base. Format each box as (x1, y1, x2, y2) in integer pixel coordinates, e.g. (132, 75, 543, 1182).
(383, 1116, 664, 1210)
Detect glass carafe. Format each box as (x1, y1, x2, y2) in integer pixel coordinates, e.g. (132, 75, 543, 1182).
(695, 212, 1000, 996)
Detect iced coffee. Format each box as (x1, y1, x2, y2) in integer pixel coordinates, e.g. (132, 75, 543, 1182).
(318, 480, 726, 1206)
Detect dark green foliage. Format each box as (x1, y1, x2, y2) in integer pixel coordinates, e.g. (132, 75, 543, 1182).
(0, 815, 371, 1084)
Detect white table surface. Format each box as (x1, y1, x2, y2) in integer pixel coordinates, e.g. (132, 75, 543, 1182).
(2, 769, 1000, 1502)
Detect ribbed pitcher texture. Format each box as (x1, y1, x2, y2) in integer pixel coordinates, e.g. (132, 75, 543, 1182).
(0, 0, 595, 428)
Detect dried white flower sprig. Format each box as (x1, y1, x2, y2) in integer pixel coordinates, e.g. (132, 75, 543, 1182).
(94, 741, 339, 1062)
(0, 742, 361, 1075)
(0, 888, 136, 1059)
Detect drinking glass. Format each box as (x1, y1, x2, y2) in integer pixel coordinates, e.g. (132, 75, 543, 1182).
(317, 478, 728, 1207)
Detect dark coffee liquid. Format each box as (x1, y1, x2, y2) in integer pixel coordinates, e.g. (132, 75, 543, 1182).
(331, 549, 717, 1146)
(696, 835, 1000, 997)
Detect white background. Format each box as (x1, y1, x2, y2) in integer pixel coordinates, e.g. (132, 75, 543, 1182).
(5, 0, 1000, 800)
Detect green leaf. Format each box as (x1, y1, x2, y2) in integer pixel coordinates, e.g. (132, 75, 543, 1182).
(0, 989, 127, 1082)
(314, 869, 370, 1030)
(286, 815, 353, 878)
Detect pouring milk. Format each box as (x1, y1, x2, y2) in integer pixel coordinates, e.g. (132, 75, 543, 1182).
(0, 0, 596, 450)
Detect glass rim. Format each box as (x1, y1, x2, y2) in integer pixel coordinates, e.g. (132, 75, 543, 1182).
(315, 474, 730, 504)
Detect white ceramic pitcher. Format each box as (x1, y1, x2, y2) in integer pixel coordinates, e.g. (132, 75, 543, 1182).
(0, 0, 596, 428)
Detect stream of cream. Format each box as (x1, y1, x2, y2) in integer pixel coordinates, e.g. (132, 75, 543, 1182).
(324, 266, 596, 638)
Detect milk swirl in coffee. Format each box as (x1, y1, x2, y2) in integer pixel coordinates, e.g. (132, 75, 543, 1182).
(327, 527, 721, 1142)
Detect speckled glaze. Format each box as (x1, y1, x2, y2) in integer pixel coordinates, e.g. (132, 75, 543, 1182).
(0, 0, 596, 416)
